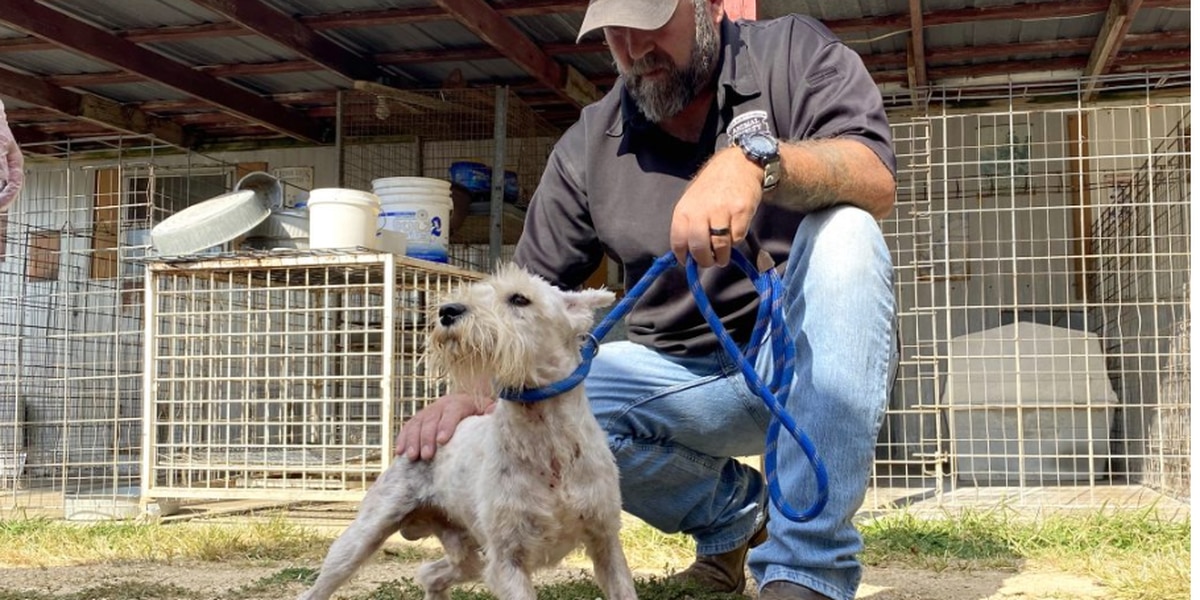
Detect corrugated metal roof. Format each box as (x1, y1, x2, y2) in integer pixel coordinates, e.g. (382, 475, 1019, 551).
(265, 0, 434, 13)
(0, 49, 113, 76)
(0, 0, 1187, 148)
(326, 21, 480, 54)
(146, 36, 302, 66)
(225, 71, 353, 95)
(74, 82, 191, 103)
(42, 0, 219, 29)
(1132, 6, 1192, 31)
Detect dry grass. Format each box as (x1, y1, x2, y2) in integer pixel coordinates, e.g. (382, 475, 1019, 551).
(859, 507, 1191, 600)
(0, 516, 328, 567)
(0, 506, 1189, 599)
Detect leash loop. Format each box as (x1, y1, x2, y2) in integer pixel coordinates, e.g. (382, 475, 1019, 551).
(592, 250, 829, 522)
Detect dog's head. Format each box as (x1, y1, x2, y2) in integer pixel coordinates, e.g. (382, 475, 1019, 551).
(429, 264, 615, 390)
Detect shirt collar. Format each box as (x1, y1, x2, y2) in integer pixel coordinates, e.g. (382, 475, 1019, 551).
(605, 17, 760, 138)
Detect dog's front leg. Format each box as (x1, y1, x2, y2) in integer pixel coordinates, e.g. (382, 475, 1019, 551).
(584, 525, 638, 600)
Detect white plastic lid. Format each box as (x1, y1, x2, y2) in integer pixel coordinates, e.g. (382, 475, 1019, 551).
(371, 176, 451, 190)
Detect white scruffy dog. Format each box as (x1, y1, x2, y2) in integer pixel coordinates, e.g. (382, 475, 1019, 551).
(298, 265, 637, 600)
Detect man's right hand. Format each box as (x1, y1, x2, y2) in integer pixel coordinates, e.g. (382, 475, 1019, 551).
(395, 392, 494, 461)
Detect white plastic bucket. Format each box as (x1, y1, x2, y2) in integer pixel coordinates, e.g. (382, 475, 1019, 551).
(307, 188, 381, 250)
(375, 188, 452, 263)
(372, 176, 451, 194)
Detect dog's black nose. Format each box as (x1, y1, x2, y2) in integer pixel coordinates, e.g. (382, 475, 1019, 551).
(438, 303, 468, 326)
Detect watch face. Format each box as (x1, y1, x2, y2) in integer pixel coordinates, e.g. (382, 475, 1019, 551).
(744, 133, 778, 157)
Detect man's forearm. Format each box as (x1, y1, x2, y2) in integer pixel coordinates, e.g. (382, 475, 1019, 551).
(772, 138, 896, 219)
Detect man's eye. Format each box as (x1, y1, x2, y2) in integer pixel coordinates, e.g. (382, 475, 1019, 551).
(508, 293, 531, 307)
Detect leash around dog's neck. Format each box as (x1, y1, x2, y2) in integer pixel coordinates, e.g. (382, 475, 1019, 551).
(501, 249, 829, 523)
(498, 333, 599, 402)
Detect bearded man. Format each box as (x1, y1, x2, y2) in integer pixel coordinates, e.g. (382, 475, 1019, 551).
(398, 2, 898, 598)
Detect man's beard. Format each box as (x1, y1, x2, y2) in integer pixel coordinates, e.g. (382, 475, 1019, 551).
(620, 4, 720, 123)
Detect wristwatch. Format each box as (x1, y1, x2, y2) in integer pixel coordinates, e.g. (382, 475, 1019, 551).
(735, 131, 781, 192)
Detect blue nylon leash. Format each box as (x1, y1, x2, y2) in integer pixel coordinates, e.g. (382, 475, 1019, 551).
(501, 250, 829, 522)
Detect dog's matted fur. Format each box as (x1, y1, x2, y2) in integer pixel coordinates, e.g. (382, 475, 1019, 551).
(298, 264, 637, 600)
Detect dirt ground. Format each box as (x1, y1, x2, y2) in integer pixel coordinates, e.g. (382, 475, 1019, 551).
(0, 559, 1111, 600)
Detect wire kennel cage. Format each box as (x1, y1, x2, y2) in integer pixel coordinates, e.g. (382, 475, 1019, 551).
(140, 250, 478, 504)
(873, 74, 1190, 512)
(0, 137, 235, 517)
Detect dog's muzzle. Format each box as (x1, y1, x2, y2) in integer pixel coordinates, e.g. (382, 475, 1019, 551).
(438, 303, 467, 327)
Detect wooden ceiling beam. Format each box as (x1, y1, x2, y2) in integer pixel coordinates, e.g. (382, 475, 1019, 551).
(188, 0, 386, 84)
(0, 22, 248, 52)
(4, 107, 64, 122)
(47, 41, 610, 90)
(1082, 0, 1145, 100)
(0, 67, 191, 147)
(42, 28, 1186, 97)
(826, 0, 1182, 34)
(138, 91, 338, 114)
(0, 0, 590, 51)
(376, 47, 505, 65)
(869, 47, 1188, 85)
(433, 0, 598, 107)
(0, 0, 323, 143)
(376, 40, 606, 66)
(0, 0, 1184, 56)
(906, 0, 927, 104)
(300, 1, 586, 29)
(10, 124, 60, 147)
(862, 30, 1186, 70)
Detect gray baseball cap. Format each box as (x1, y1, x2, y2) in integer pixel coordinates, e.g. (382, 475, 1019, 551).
(577, 0, 679, 41)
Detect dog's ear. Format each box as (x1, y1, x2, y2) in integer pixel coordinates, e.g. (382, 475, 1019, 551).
(564, 288, 616, 312)
(562, 287, 616, 333)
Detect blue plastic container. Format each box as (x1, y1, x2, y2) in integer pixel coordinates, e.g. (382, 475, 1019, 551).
(449, 161, 491, 193)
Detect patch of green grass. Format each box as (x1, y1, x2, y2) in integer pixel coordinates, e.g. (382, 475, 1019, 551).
(860, 509, 1024, 570)
(860, 507, 1190, 600)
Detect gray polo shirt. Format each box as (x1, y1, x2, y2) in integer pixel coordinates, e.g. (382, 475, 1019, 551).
(514, 15, 894, 356)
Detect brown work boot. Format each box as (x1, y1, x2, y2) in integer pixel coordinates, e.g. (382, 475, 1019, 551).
(669, 519, 768, 594)
(757, 581, 833, 600)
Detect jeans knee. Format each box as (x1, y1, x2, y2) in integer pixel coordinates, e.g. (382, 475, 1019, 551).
(788, 206, 891, 288)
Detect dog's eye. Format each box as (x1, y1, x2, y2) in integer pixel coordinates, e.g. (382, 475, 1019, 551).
(508, 293, 531, 307)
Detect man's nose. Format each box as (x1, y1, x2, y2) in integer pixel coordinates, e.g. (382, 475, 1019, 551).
(613, 27, 654, 61)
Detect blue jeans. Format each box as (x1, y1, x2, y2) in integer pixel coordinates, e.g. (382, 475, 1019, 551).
(586, 206, 896, 600)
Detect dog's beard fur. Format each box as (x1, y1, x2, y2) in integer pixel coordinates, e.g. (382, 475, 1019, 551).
(428, 265, 614, 392)
(429, 310, 534, 388)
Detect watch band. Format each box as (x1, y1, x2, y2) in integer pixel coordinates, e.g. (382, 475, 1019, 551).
(736, 132, 781, 192)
